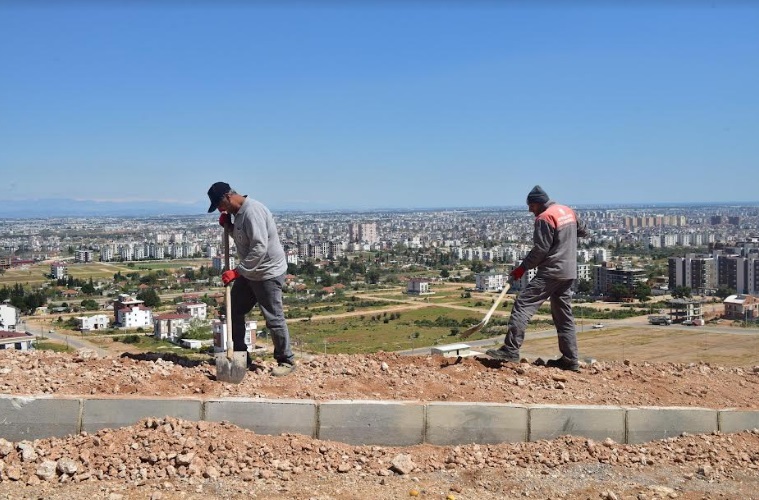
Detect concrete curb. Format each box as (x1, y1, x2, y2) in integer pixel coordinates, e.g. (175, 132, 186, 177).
(1, 394, 757, 445)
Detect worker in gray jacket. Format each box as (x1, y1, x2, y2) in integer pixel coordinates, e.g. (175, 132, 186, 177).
(487, 185, 588, 371)
(207, 182, 296, 377)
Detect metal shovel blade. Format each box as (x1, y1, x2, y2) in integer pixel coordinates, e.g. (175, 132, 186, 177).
(215, 350, 247, 384)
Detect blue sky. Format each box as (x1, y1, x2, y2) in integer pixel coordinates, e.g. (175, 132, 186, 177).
(1, 1, 757, 211)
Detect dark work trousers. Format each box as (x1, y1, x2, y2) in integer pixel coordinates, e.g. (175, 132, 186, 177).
(230, 273, 295, 365)
(502, 276, 579, 362)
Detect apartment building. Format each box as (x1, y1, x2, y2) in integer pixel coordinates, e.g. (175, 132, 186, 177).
(211, 255, 236, 272)
(0, 303, 20, 331)
(475, 272, 505, 292)
(50, 262, 67, 280)
(75, 249, 93, 263)
(407, 278, 431, 295)
(113, 294, 153, 328)
(153, 313, 192, 341)
(212, 319, 257, 353)
(75, 314, 110, 331)
(593, 263, 647, 296)
(348, 222, 378, 244)
(717, 255, 759, 295)
(177, 301, 207, 321)
(668, 254, 717, 294)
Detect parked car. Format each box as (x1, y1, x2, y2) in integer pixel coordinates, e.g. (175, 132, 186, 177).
(592, 323, 605, 329)
(648, 315, 672, 325)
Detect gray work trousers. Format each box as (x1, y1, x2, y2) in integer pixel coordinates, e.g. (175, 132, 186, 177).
(502, 276, 578, 362)
(230, 273, 294, 365)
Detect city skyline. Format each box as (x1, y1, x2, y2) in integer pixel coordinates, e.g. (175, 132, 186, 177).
(2, 2, 757, 210)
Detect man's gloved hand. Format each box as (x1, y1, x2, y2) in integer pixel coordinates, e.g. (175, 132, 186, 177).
(222, 269, 240, 285)
(218, 212, 232, 228)
(510, 266, 525, 281)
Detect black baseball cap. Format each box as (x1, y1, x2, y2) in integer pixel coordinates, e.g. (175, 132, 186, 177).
(207, 182, 232, 213)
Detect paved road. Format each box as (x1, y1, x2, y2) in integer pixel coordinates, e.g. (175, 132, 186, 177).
(20, 320, 110, 357)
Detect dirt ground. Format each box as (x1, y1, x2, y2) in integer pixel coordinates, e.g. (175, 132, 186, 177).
(2, 349, 759, 499)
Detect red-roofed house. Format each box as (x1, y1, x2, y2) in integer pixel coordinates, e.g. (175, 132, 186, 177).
(113, 294, 153, 328)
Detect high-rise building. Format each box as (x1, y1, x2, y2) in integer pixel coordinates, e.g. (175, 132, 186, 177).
(668, 254, 717, 294)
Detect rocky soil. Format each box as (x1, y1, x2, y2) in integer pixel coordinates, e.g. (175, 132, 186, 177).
(1, 350, 759, 499)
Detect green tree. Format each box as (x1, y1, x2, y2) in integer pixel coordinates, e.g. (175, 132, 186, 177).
(180, 319, 213, 340)
(365, 269, 380, 285)
(716, 287, 736, 299)
(609, 284, 632, 301)
(80, 278, 96, 295)
(576, 279, 593, 295)
(136, 288, 161, 307)
(633, 283, 652, 302)
(80, 298, 99, 311)
(470, 261, 486, 273)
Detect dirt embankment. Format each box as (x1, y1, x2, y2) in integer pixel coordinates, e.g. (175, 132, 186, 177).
(2, 350, 759, 499)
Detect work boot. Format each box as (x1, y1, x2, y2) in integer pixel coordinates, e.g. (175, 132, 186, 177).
(545, 356, 580, 372)
(271, 361, 296, 377)
(485, 347, 520, 362)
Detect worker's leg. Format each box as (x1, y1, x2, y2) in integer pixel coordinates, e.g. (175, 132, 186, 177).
(548, 279, 579, 363)
(498, 276, 552, 357)
(251, 274, 295, 365)
(230, 278, 257, 352)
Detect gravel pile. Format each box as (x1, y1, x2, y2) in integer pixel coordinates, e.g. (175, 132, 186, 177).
(1, 417, 759, 499)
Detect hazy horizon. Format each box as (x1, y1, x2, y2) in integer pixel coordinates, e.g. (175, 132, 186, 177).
(1, 196, 758, 219)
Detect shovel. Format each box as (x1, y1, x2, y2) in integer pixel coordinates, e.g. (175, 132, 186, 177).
(460, 283, 511, 339)
(215, 223, 247, 383)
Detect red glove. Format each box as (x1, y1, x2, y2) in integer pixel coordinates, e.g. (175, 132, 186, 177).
(218, 212, 232, 228)
(510, 266, 525, 281)
(222, 269, 240, 285)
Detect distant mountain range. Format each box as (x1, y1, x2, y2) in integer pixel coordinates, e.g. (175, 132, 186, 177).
(0, 198, 756, 218)
(0, 198, 209, 218)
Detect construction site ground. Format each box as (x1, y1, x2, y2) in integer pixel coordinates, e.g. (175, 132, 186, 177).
(2, 324, 759, 500)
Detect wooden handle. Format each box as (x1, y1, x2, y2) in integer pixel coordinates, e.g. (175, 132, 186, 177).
(224, 224, 234, 358)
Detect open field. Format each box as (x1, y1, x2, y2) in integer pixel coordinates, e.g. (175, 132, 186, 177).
(522, 325, 759, 366)
(0, 259, 213, 287)
(286, 305, 483, 354)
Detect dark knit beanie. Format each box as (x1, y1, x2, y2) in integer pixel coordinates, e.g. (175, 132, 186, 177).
(526, 185, 549, 204)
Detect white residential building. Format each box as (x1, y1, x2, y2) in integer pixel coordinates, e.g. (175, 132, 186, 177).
(511, 267, 538, 291)
(577, 263, 592, 283)
(475, 273, 505, 292)
(116, 304, 153, 328)
(75, 250, 93, 263)
(0, 330, 35, 351)
(212, 256, 236, 272)
(153, 313, 192, 341)
(212, 319, 256, 353)
(76, 314, 110, 331)
(0, 303, 20, 331)
(177, 302, 207, 321)
(120, 245, 133, 261)
(50, 262, 67, 280)
(113, 294, 152, 328)
(407, 278, 431, 295)
(100, 246, 114, 262)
